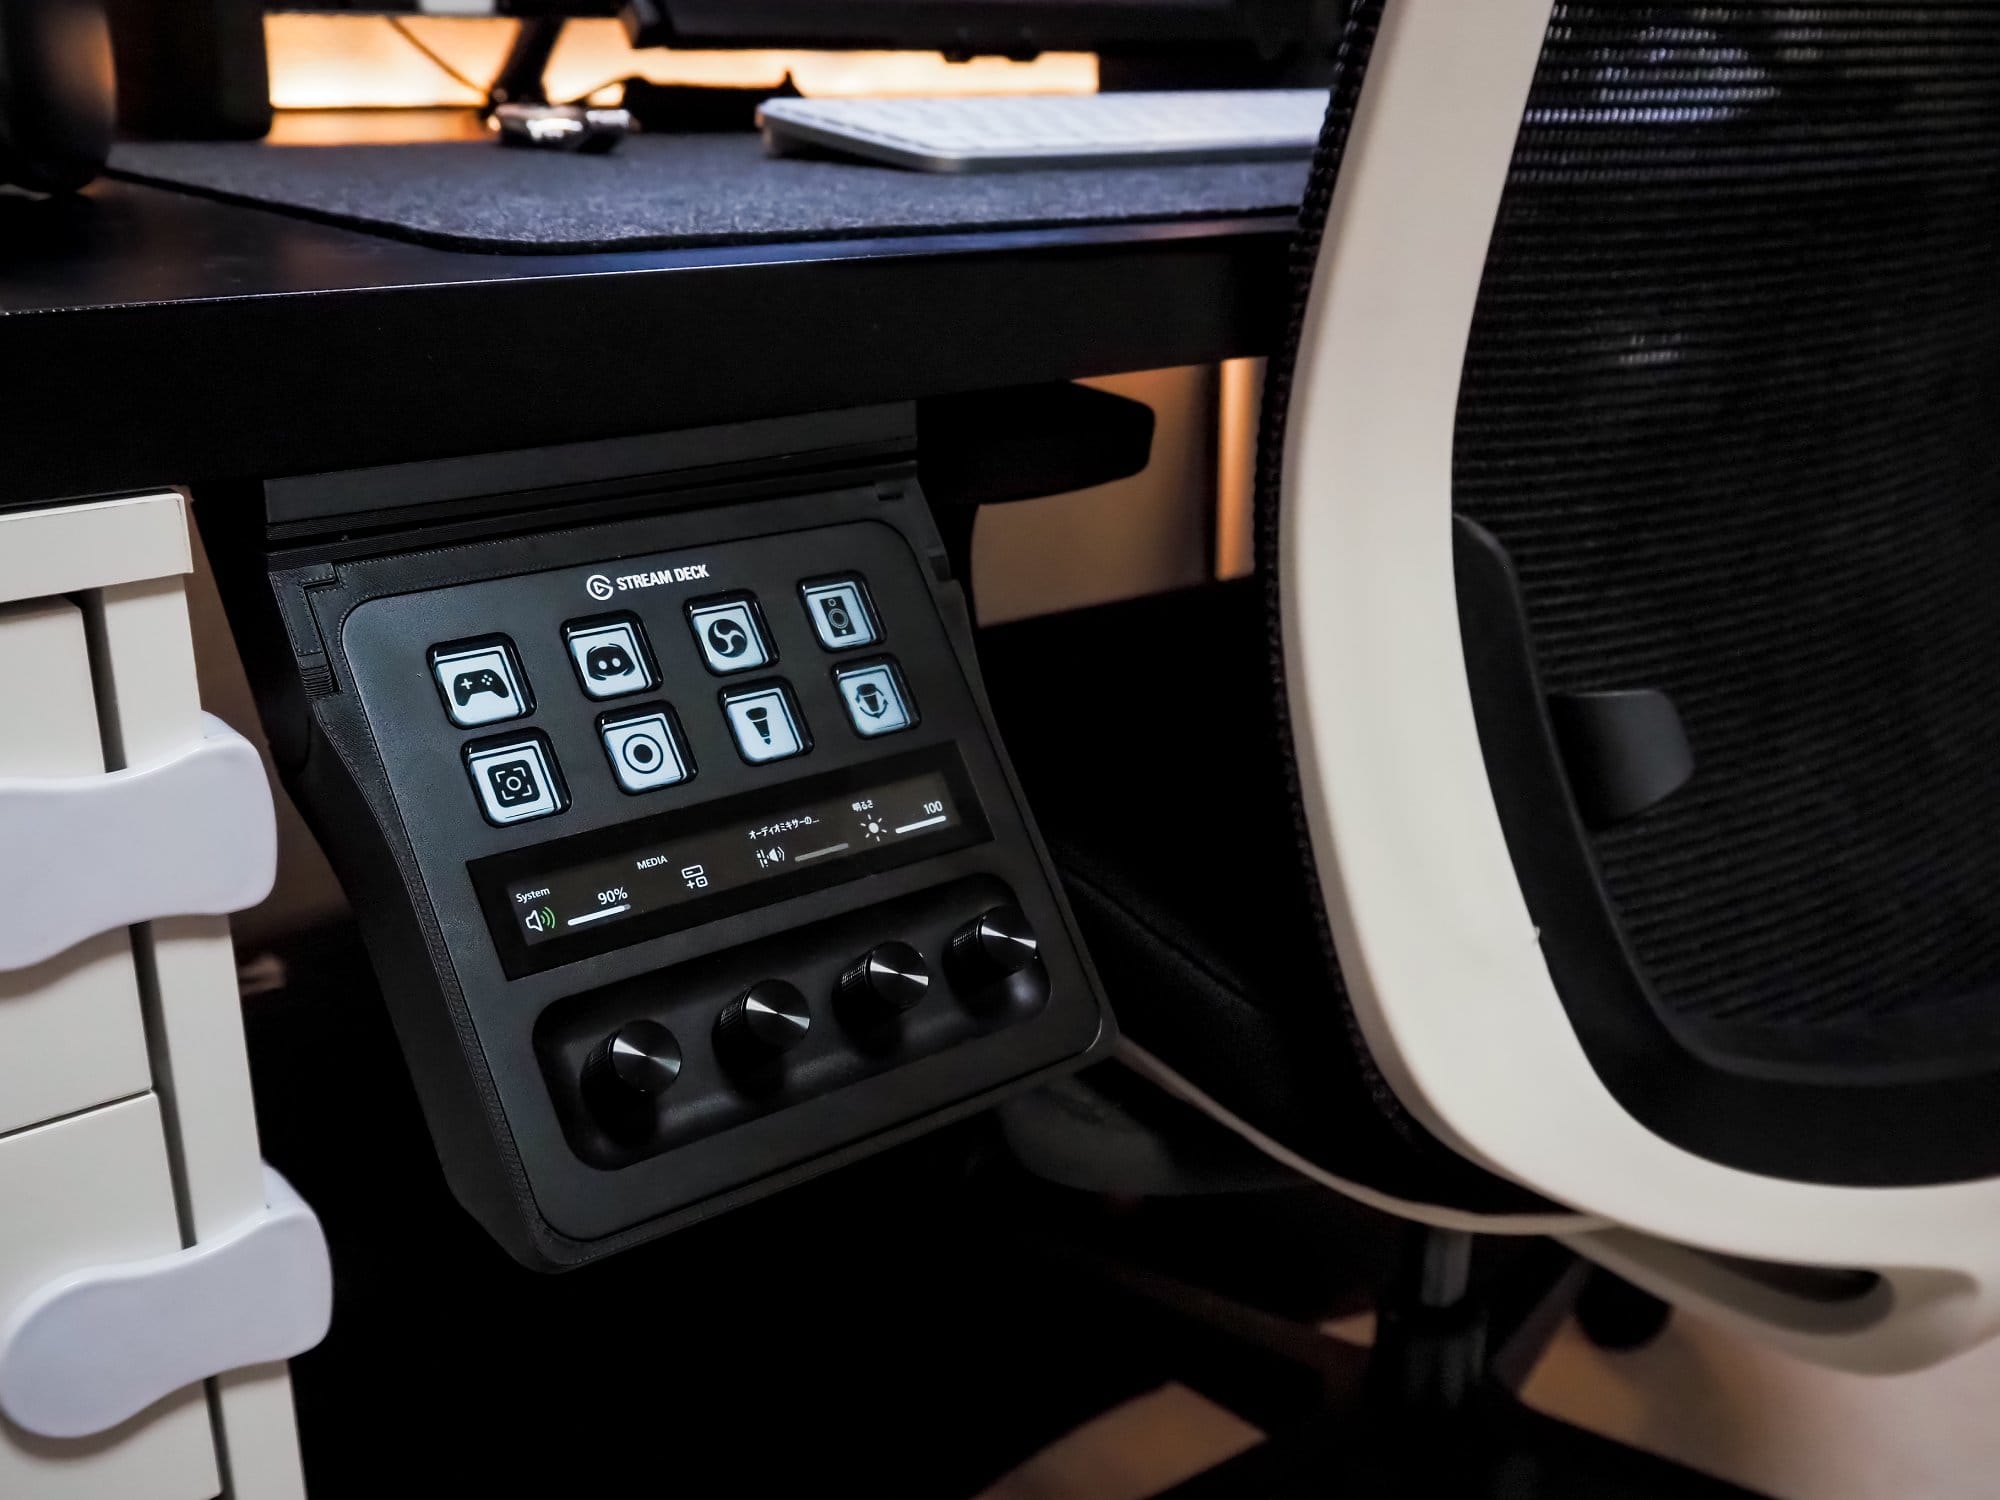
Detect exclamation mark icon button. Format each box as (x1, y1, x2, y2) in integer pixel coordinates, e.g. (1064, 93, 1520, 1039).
(724, 686, 805, 763)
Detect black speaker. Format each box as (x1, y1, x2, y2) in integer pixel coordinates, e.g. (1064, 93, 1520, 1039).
(0, 0, 114, 193)
(103, 0, 271, 141)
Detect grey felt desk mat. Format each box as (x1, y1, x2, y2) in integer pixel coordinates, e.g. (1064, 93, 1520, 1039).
(110, 134, 1309, 255)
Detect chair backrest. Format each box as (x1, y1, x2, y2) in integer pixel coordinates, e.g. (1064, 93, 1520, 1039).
(1268, 0, 2000, 1371)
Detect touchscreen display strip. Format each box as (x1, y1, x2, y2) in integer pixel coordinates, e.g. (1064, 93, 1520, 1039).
(471, 748, 988, 977)
(510, 768, 961, 946)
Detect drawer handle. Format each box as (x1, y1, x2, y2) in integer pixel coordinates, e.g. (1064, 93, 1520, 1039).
(0, 712, 276, 971)
(0, 1164, 331, 1439)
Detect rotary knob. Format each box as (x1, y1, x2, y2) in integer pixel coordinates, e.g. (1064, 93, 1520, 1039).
(946, 905, 1041, 995)
(581, 1019, 682, 1140)
(836, 940, 932, 1030)
(714, 979, 812, 1073)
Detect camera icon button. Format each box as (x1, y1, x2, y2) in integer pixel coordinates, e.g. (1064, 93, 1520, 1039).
(598, 706, 693, 794)
(464, 733, 567, 827)
(799, 578, 879, 652)
(562, 614, 658, 700)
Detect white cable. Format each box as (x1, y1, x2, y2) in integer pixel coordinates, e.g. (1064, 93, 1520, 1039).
(1116, 1036, 1607, 1237)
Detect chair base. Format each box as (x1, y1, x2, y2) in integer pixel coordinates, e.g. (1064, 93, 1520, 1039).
(1053, 1222, 1764, 1500)
(1157, 1388, 1759, 1499)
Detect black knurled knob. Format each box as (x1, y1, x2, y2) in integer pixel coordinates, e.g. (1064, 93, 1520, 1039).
(714, 979, 812, 1072)
(581, 1018, 682, 1139)
(836, 940, 932, 1028)
(946, 905, 1041, 993)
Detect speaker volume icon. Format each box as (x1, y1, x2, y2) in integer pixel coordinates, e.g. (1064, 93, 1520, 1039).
(744, 705, 773, 744)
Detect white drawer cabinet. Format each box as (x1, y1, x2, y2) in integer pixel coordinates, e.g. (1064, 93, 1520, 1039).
(0, 599, 152, 1137)
(0, 495, 313, 1499)
(0, 1099, 221, 1500)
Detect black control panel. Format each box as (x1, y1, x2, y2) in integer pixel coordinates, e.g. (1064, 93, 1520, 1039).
(209, 417, 1112, 1269)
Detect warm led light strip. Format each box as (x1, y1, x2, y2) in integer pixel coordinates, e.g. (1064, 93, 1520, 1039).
(265, 15, 1097, 112)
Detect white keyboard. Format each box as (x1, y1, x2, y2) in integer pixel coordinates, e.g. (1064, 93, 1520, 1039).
(757, 90, 1330, 174)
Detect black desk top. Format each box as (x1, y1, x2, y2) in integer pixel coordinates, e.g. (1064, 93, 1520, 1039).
(111, 133, 1307, 254)
(0, 123, 1296, 508)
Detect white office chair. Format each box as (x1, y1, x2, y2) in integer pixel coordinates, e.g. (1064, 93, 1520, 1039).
(992, 0, 2000, 1410)
(1282, 0, 2000, 1376)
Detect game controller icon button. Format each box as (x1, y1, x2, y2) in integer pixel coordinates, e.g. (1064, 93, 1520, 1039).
(430, 639, 531, 727)
(453, 668, 509, 705)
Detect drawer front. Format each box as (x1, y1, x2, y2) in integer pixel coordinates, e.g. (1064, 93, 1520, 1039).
(0, 599, 152, 1136)
(0, 1096, 220, 1499)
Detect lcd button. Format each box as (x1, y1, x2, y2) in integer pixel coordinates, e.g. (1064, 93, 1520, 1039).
(687, 594, 773, 674)
(720, 682, 809, 764)
(464, 733, 567, 826)
(800, 578, 880, 651)
(431, 637, 531, 728)
(833, 660, 915, 738)
(564, 614, 658, 700)
(599, 706, 693, 794)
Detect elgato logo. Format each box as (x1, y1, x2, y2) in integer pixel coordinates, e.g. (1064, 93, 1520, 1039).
(586, 564, 709, 600)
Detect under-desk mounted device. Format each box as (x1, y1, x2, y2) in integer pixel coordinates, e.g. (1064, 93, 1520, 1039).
(203, 405, 1112, 1269)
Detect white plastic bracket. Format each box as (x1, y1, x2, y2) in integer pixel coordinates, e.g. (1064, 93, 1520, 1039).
(0, 1165, 332, 1439)
(0, 712, 276, 971)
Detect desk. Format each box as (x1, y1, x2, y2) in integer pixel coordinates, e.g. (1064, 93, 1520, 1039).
(0, 156, 1292, 507)
(0, 138, 1296, 1486)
